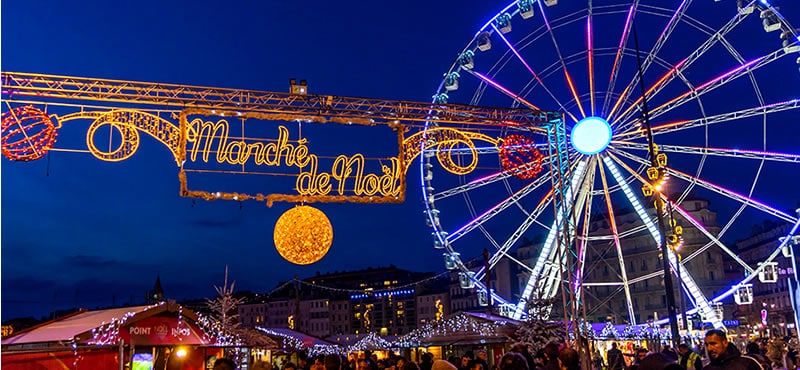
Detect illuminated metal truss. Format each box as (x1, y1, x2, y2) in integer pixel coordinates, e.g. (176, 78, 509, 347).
(1, 72, 558, 127)
(1, 71, 567, 206)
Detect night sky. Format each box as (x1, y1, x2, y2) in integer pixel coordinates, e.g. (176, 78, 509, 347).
(2, 0, 799, 321)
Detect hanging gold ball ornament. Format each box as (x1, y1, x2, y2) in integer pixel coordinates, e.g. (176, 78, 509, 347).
(273, 205, 333, 265)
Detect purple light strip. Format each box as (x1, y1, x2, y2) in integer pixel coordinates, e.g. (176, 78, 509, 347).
(614, 145, 798, 223)
(610, 4, 636, 84)
(697, 56, 763, 91)
(587, 13, 595, 116)
(537, 0, 552, 31)
(490, 24, 579, 123)
(651, 56, 764, 113)
(656, 0, 689, 45)
(472, 71, 541, 110)
(671, 166, 795, 221)
(492, 25, 545, 87)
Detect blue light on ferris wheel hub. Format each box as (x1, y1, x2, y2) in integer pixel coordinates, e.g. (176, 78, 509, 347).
(570, 116, 612, 155)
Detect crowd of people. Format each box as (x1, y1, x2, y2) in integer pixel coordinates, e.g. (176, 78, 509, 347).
(212, 330, 799, 370)
(600, 330, 798, 370)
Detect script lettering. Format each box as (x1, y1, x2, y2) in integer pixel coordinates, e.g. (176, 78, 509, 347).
(186, 118, 401, 197)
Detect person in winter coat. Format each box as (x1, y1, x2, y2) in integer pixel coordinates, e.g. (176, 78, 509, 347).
(704, 329, 764, 370)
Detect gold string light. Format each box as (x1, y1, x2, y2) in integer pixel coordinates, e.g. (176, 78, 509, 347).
(273, 205, 333, 265)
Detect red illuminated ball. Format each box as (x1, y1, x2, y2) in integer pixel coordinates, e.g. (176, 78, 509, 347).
(499, 134, 545, 180)
(1, 106, 58, 161)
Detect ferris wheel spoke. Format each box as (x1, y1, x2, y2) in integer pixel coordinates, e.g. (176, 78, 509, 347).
(435, 160, 551, 200)
(602, 153, 724, 329)
(613, 5, 755, 131)
(434, 152, 570, 201)
(606, 154, 759, 274)
(628, 99, 800, 137)
(571, 158, 597, 307)
(611, 148, 798, 223)
(585, 286, 627, 318)
(597, 156, 638, 325)
(607, 0, 694, 122)
(586, 4, 596, 116)
(611, 59, 686, 129)
(445, 170, 556, 244)
(643, 47, 794, 123)
(611, 141, 800, 164)
(490, 25, 578, 123)
(602, 2, 638, 116)
(512, 159, 590, 319)
(537, 0, 586, 118)
(463, 69, 541, 111)
(478, 186, 560, 278)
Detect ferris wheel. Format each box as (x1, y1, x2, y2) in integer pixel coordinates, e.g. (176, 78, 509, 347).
(421, 0, 800, 329)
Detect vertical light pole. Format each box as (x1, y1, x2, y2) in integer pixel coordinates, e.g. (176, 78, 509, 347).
(632, 22, 681, 348)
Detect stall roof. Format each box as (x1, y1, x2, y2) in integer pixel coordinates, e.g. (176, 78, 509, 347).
(2, 305, 153, 345)
(327, 333, 398, 347)
(258, 327, 335, 346)
(395, 311, 520, 347)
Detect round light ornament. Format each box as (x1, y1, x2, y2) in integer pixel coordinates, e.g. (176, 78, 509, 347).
(570, 116, 612, 155)
(273, 205, 333, 265)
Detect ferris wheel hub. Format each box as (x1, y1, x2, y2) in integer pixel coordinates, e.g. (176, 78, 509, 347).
(571, 116, 612, 155)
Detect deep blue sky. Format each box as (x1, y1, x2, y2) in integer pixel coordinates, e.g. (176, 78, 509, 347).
(1, 0, 504, 320)
(3, 0, 799, 320)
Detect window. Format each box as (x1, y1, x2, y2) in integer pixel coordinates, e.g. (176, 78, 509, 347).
(641, 259, 648, 271)
(629, 260, 636, 273)
(709, 271, 715, 281)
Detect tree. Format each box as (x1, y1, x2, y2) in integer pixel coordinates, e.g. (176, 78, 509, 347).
(206, 265, 246, 346)
(205, 266, 277, 350)
(514, 298, 566, 354)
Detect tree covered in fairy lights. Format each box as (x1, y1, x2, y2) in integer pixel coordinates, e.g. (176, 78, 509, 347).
(206, 266, 245, 345)
(514, 298, 566, 354)
(205, 266, 277, 349)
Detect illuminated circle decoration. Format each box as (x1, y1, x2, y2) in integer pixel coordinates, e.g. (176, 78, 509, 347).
(273, 205, 333, 265)
(499, 134, 545, 180)
(570, 116, 612, 155)
(1, 105, 58, 161)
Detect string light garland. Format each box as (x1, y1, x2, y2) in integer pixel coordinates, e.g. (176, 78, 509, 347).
(273, 205, 333, 265)
(256, 328, 343, 356)
(88, 302, 165, 345)
(499, 135, 545, 180)
(296, 270, 449, 294)
(1, 105, 58, 161)
(579, 321, 596, 339)
(599, 322, 619, 340)
(395, 312, 513, 347)
(350, 332, 396, 351)
(621, 325, 638, 340)
(196, 313, 240, 346)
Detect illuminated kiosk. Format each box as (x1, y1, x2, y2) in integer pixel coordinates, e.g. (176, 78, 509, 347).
(1, 300, 276, 370)
(395, 312, 520, 364)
